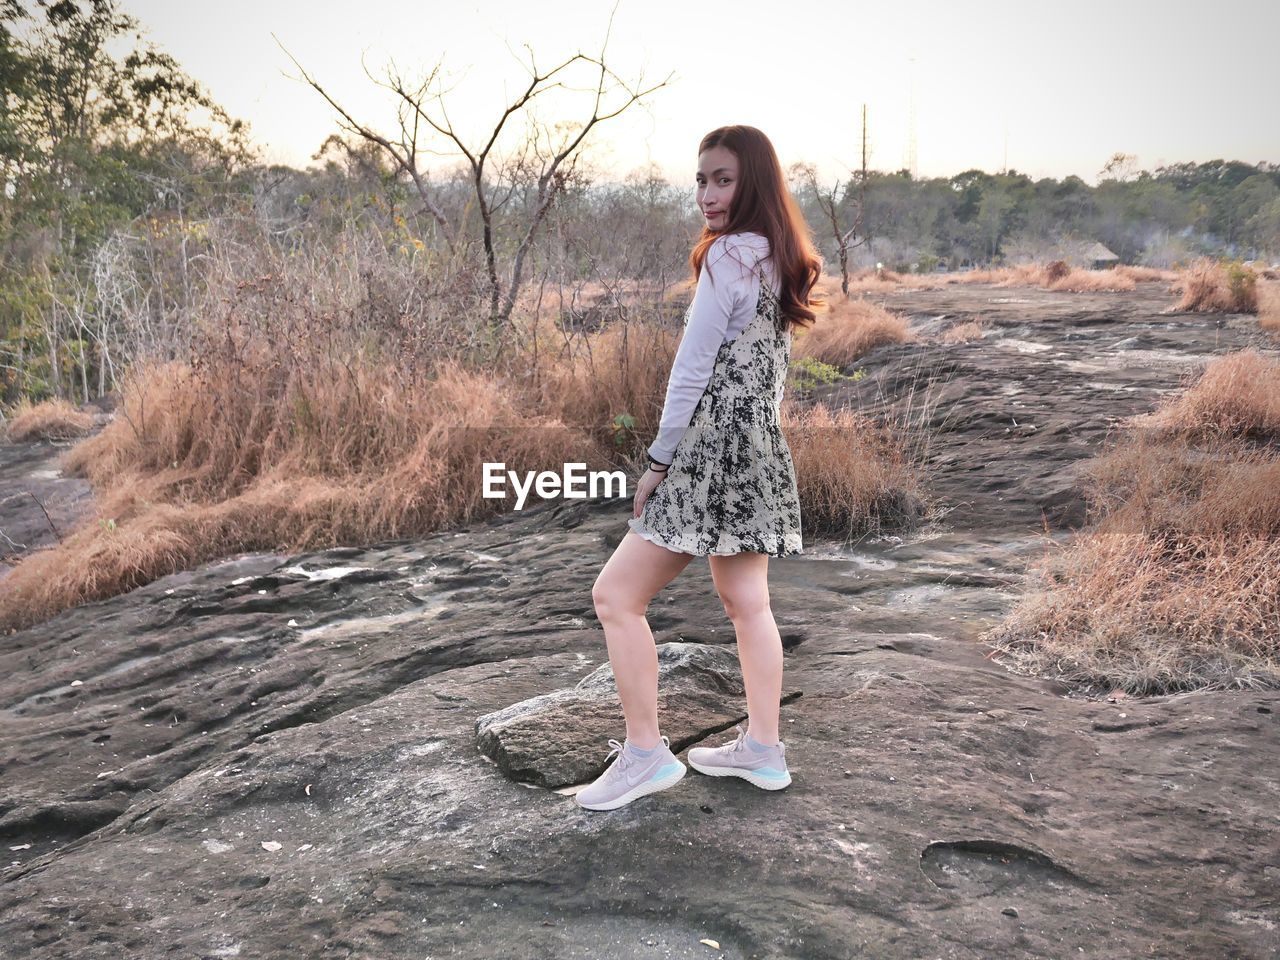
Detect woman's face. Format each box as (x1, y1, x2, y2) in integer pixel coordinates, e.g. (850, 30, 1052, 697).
(696, 145, 738, 231)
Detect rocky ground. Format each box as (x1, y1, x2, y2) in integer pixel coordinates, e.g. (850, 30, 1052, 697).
(1, 282, 1278, 959)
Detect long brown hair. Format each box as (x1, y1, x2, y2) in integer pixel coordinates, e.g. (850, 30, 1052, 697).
(689, 125, 825, 333)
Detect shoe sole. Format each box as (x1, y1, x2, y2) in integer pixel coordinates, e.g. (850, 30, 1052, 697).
(575, 760, 687, 811)
(687, 757, 792, 790)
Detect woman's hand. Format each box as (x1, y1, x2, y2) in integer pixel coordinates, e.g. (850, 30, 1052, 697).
(633, 467, 666, 518)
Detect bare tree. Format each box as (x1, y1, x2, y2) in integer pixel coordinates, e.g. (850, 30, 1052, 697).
(796, 103, 872, 295)
(278, 2, 672, 348)
(1099, 152, 1139, 183)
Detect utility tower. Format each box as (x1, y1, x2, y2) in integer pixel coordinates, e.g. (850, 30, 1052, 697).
(904, 55, 918, 179)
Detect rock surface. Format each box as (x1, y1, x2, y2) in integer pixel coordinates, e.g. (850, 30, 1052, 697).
(475, 642, 791, 789)
(1, 283, 1278, 959)
(0, 437, 97, 581)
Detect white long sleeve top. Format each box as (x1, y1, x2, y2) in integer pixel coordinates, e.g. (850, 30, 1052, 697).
(647, 230, 778, 466)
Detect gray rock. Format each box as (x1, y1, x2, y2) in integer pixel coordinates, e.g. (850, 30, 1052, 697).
(3, 282, 1280, 958)
(475, 641, 753, 788)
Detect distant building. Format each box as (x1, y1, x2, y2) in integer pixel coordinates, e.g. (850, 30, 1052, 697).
(1080, 242, 1119, 270)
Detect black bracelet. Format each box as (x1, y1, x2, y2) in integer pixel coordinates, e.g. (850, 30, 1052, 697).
(647, 458, 670, 473)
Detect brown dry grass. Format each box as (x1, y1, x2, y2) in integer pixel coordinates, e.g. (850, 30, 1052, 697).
(508, 276, 694, 332)
(939, 318, 989, 343)
(1126, 349, 1280, 442)
(982, 350, 1280, 695)
(783, 400, 929, 542)
(0, 356, 593, 632)
(827, 269, 918, 296)
(949, 264, 1143, 291)
(1170, 257, 1259, 313)
(944, 267, 1011, 285)
(825, 266, 998, 296)
(1044, 268, 1137, 292)
(0, 282, 928, 631)
(515, 302, 685, 452)
(820, 261, 1178, 296)
(1115, 264, 1179, 283)
(3, 397, 97, 441)
(793, 294, 915, 367)
(986, 262, 1137, 292)
(1257, 280, 1280, 332)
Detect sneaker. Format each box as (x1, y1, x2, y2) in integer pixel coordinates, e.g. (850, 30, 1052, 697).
(686, 723, 791, 790)
(574, 735, 686, 811)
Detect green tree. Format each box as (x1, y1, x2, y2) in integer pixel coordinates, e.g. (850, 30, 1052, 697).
(0, 0, 255, 403)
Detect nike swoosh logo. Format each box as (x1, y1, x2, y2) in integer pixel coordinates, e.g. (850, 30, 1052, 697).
(624, 759, 659, 787)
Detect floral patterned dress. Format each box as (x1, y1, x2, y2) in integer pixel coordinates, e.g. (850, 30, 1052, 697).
(628, 275, 803, 557)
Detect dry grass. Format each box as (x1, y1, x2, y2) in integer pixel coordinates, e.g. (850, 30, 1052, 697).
(819, 261, 1177, 296)
(1126, 349, 1280, 443)
(1115, 264, 1179, 283)
(515, 301, 686, 453)
(0, 277, 929, 631)
(0, 355, 593, 632)
(993, 263, 1054, 287)
(984, 262, 1138, 292)
(3, 397, 97, 442)
(793, 294, 915, 367)
(509, 276, 693, 333)
(982, 351, 1280, 695)
(943, 263, 1139, 291)
(1043, 268, 1137, 292)
(838, 259, 1148, 295)
(783, 399, 929, 541)
(944, 267, 1011, 285)
(1257, 280, 1280, 332)
(939, 318, 989, 343)
(835, 267, 911, 296)
(822, 267, 964, 296)
(1170, 257, 1259, 313)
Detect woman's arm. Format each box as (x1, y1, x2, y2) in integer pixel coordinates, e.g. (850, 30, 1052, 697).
(646, 235, 759, 465)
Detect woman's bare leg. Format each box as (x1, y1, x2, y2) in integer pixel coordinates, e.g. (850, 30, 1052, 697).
(708, 551, 781, 745)
(592, 531, 695, 749)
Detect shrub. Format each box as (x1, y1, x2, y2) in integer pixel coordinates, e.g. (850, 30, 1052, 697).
(792, 296, 914, 368)
(789, 356, 848, 391)
(2, 397, 97, 442)
(1173, 257, 1259, 313)
(1045, 259, 1071, 283)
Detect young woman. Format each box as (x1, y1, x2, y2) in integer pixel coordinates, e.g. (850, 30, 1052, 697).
(576, 125, 823, 811)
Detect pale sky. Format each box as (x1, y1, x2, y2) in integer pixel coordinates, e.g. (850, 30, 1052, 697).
(118, 0, 1278, 187)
